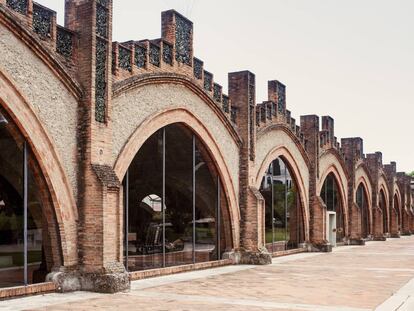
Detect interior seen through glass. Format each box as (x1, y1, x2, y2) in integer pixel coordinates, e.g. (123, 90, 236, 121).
(393, 194, 400, 232)
(356, 184, 370, 238)
(123, 123, 228, 271)
(379, 190, 388, 233)
(320, 173, 344, 243)
(0, 110, 47, 288)
(260, 157, 304, 252)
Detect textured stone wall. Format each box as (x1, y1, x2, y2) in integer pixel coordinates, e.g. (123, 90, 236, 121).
(111, 83, 240, 196)
(318, 151, 348, 200)
(0, 23, 78, 197)
(256, 129, 310, 197)
(354, 165, 373, 205)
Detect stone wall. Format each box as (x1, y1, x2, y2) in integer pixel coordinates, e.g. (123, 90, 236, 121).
(0, 23, 78, 198)
(112, 82, 240, 198)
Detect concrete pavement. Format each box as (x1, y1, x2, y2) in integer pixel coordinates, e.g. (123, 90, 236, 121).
(1, 236, 414, 311)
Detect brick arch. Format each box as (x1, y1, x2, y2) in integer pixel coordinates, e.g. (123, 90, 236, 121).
(318, 151, 349, 236)
(0, 8, 82, 99)
(355, 177, 373, 237)
(378, 174, 390, 206)
(355, 164, 373, 219)
(393, 184, 402, 231)
(254, 146, 310, 242)
(0, 70, 78, 267)
(113, 107, 240, 249)
(394, 184, 402, 210)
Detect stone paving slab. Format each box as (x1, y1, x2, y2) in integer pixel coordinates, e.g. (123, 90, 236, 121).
(1, 236, 413, 311)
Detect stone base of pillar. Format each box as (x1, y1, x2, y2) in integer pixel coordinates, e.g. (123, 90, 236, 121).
(373, 236, 387, 241)
(401, 231, 412, 236)
(47, 264, 130, 293)
(390, 233, 401, 238)
(349, 238, 365, 246)
(310, 243, 332, 252)
(224, 248, 272, 265)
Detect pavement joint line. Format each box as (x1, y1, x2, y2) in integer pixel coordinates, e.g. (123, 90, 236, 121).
(126, 290, 372, 311)
(375, 277, 414, 311)
(130, 264, 257, 290)
(342, 252, 414, 256)
(270, 263, 414, 273)
(0, 292, 104, 311)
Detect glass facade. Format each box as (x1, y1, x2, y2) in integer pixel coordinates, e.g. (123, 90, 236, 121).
(356, 184, 369, 238)
(123, 124, 226, 271)
(320, 173, 344, 243)
(260, 157, 304, 253)
(379, 190, 387, 233)
(393, 194, 400, 232)
(0, 109, 46, 288)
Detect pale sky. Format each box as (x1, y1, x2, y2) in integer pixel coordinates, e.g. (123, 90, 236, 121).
(40, 0, 413, 173)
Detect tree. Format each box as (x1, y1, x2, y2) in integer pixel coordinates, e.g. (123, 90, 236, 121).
(409, 171, 414, 178)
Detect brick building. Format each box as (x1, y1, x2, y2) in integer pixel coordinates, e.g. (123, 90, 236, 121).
(0, 0, 412, 298)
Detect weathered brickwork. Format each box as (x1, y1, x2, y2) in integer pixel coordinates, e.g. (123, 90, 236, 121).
(0, 1, 412, 296)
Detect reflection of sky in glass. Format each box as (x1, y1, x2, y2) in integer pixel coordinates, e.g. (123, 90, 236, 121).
(141, 194, 163, 212)
(0, 112, 8, 124)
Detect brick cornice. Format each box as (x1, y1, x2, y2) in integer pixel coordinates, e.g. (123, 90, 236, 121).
(0, 5, 83, 99)
(112, 72, 242, 147)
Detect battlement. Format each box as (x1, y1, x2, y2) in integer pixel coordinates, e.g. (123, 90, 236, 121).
(255, 81, 304, 146)
(0, 0, 76, 69)
(110, 9, 235, 123)
(0, 0, 408, 181)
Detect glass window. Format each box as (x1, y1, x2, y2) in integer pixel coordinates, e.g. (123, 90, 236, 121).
(356, 184, 369, 238)
(124, 123, 226, 271)
(321, 173, 344, 243)
(164, 124, 193, 267)
(125, 129, 163, 270)
(379, 190, 387, 233)
(0, 110, 46, 288)
(260, 157, 304, 252)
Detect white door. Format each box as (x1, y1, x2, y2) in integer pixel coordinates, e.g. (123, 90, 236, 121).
(327, 211, 337, 247)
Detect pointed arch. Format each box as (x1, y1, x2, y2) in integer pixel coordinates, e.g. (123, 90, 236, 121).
(113, 107, 240, 249)
(0, 70, 78, 267)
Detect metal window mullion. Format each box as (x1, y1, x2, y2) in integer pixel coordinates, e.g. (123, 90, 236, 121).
(217, 176, 221, 260)
(23, 141, 28, 286)
(192, 135, 196, 264)
(162, 128, 166, 268)
(124, 170, 129, 271)
(284, 163, 288, 251)
(271, 165, 274, 253)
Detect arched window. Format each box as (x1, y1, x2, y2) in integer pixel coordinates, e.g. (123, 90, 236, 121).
(379, 189, 387, 233)
(0, 109, 51, 287)
(320, 173, 344, 243)
(259, 157, 305, 252)
(393, 194, 400, 232)
(356, 183, 370, 238)
(123, 123, 230, 271)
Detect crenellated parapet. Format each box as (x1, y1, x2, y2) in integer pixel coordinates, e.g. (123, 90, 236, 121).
(110, 10, 235, 124)
(255, 80, 305, 148)
(0, 0, 76, 70)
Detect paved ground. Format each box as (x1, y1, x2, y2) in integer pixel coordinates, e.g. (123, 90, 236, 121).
(2, 236, 414, 311)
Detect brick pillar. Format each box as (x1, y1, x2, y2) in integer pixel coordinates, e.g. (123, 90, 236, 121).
(321, 116, 334, 147)
(384, 162, 400, 238)
(300, 115, 330, 251)
(161, 9, 193, 73)
(366, 152, 387, 240)
(267, 80, 286, 121)
(54, 0, 129, 293)
(228, 71, 270, 264)
(341, 138, 366, 244)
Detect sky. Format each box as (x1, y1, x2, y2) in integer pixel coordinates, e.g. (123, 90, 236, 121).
(39, 0, 413, 173)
